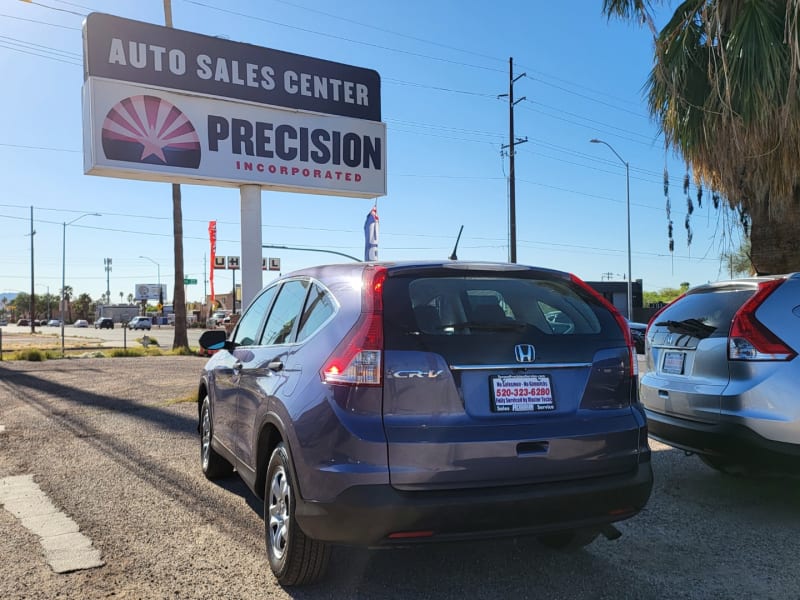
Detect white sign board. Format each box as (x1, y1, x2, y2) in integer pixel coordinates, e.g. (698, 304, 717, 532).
(83, 79, 386, 198)
(135, 283, 166, 301)
(81, 13, 386, 199)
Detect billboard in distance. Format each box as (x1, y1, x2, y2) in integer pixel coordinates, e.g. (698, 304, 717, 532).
(135, 283, 166, 301)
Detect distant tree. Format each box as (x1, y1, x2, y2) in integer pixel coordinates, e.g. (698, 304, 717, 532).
(643, 286, 688, 307)
(60, 285, 74, 323)
(127, 293, 134, 304)
(9, 293, 30, 319)
(72, 293, 94, 320)
(720, 240, 754, 279)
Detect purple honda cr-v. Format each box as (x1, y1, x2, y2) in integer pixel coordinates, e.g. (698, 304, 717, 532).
(197, 261, 653, 586)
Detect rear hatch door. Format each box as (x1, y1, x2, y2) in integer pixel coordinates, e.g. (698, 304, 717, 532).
(642, 284, 755, 422)
(381, 265, 639, 491)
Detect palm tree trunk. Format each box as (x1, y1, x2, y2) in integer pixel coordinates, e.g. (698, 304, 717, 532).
(172, 183, 189, 349)
(748, 196, 800, 275)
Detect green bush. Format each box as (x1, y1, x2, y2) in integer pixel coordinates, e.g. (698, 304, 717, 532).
(109, 348, 145, 358)
(15, 349, 46, 361)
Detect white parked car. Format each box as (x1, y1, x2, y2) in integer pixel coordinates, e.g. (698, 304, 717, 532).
(73, 319, 89, 328)
(128, 316, 152, 330)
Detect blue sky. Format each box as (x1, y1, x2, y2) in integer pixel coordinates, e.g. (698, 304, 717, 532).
(0, 0, 745, 304)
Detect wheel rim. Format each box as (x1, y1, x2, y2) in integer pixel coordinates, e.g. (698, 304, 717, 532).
(201, 403, 211, 471)
(268, 465, 291, 561)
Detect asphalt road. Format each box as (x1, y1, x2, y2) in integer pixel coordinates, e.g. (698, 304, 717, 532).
(1, 357, 799, 599)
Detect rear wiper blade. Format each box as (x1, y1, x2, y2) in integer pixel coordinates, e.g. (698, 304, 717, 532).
(443, 320, 526, 332)
(655, 318, 715, 338)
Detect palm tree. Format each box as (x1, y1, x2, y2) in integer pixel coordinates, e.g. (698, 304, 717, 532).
(127, 293, 134, 304)
(61, 285, 74, 323)
(602, 1, 800, 274)
(172, 183, 189, 350)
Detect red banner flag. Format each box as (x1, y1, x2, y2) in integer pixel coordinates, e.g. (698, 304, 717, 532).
(208, 221, 217, 305)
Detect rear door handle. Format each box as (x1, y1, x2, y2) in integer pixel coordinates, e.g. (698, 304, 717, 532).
(268, 361, 284, 372)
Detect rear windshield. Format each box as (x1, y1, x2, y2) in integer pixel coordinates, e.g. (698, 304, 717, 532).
(383, 272, 623, 363)
(654, 288, 754, 339)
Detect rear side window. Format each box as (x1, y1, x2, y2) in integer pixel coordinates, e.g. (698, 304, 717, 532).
(297, 283, 335, 343)
(260, 280, 310, 345)
(655, 288, 754, 339)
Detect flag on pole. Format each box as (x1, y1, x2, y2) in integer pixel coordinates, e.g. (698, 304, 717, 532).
(208, 221, 217, 304)
(364, 206, 379, 261)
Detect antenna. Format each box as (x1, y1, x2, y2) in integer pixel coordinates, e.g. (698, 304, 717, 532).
(449, 225, 464, 260)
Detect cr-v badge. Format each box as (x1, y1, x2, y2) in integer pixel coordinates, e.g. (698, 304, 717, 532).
(390, 370, 443, 379)
(514, 344, 536, 363)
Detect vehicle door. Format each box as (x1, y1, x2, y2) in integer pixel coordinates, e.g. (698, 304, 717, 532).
(235, 279, 312, 470)
(208, 286, 276, 458)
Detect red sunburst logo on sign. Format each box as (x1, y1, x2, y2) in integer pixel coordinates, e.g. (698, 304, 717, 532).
(101, 95, 201, 168)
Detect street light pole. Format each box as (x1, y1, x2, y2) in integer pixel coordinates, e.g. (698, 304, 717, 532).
(62, 213, 100, 357)
(139, 255, 161, 290)
(590, 138, 633, 320)
(139, 256, 162, 322)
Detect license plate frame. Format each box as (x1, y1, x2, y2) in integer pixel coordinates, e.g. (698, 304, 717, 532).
(662, 351, 686, 375)
(490, 374, 555, 413)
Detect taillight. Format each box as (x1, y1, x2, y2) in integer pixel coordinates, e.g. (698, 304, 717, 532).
(321, 266, 387, 386)
(569, 274, 637, 377)
(729, 279, 796, 361)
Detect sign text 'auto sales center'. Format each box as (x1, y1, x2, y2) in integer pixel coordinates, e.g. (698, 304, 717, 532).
(82, 13, 386, 198)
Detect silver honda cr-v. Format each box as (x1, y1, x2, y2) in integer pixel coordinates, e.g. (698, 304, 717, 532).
(640, 273, 800, 475)
(197, 261, 653, 586)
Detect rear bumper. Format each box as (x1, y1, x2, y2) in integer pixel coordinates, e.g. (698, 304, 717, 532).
(294, 461, 653, 546)
(646, 409, 800, 464)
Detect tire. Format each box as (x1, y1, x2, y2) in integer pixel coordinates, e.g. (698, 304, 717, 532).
(537, 528, 600, 551)
(200, 396, 232, 479)
(265, 443, 330, 586)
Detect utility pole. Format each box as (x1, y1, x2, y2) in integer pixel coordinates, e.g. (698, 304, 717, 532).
(104, 258, 112, 304)
(163, 0, 189, 349)
(499, 57, 527, 263)
(29, 206, 35, 333)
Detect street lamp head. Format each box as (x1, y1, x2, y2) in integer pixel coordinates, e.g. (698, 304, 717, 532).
(590, 138, 601, 143)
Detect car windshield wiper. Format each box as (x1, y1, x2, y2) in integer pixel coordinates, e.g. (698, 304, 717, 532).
(655, 318, 715, 339)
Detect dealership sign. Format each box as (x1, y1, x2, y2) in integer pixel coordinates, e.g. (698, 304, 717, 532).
(82, 13, 386, 198)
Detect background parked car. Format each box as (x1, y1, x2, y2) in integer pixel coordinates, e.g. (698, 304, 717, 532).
(47, 319, 61, 327)
(16, 318, 29, 326)
(198, 261, 652, 586)
(95, 317, 114, 329)
(640, 273, 800, 475)
(128, 316, 152, 330)
(73, 319, 89, 328)
(627, 320, 647, 354)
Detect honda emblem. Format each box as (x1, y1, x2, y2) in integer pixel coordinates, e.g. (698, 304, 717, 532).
(514, 344, 535, 363)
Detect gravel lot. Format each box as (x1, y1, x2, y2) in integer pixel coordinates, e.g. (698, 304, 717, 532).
(1, 357, 799, 599)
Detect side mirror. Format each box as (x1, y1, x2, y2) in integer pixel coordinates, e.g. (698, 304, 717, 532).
(199, 329, 228, 351)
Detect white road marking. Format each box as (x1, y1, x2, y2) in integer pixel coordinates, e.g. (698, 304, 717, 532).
(0, 474, 104, 573)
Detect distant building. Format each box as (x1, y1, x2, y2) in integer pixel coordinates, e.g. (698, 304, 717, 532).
(96, 303, 140, 324)
(585, 280, 643, 321)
